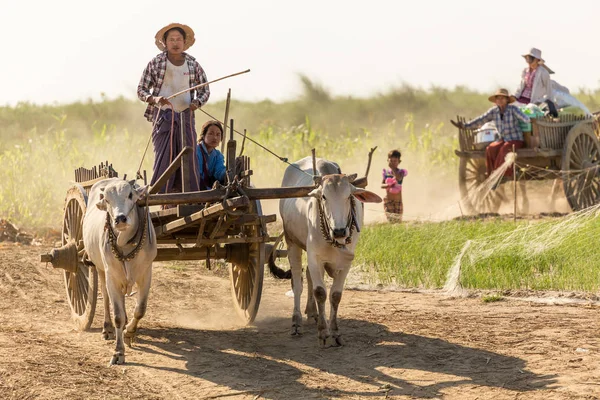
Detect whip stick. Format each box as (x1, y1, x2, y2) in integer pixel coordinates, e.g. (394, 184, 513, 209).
(167, 69, 250, 100)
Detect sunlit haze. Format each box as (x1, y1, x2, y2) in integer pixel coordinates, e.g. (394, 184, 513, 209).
(3, 0, 599, 106)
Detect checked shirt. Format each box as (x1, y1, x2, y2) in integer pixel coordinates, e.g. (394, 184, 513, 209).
(137, 51, 210, 121)
(464, 104, 530, 142)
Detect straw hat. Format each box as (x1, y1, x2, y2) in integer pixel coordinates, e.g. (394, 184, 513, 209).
(488, 88, 516, 103)
(522, 47, 554, 74)
(155, 23, 195, 51)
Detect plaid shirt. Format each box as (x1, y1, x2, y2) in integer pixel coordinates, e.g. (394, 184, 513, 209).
(137, 51, 210, 121)
(464, 104, 530, 142)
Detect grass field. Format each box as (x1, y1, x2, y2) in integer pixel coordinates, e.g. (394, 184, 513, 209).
(3, 80, 600, 292)
(355, 214, 600, 291)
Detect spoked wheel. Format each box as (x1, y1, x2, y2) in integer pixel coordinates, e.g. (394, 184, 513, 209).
(228, 200, 265, 324)
(458, 157, 504, 214)
(562, 122, 600, 211)
(62, 186, 98, 331)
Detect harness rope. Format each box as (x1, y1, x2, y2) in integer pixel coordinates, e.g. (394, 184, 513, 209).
(105, 204, 149, 262)
(197, 108, 314, 179)
(317, 196, 358, 248)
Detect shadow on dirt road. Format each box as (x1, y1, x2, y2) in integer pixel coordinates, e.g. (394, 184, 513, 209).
(131, 317, 557, 399)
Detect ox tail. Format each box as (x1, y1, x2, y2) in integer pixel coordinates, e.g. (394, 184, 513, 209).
(268, 250, 292, 279)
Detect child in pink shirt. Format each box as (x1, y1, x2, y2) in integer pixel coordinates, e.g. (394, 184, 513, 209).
(381, 149, 407, 222)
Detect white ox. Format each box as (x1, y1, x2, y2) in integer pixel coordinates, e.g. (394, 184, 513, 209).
(277, 157, 381, 346)
(83, 178, 157, 365)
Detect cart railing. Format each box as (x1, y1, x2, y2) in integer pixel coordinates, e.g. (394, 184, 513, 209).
(534, 115, 591, 150)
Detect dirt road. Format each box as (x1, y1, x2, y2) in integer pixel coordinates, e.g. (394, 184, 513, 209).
(1, 242, 599, 399)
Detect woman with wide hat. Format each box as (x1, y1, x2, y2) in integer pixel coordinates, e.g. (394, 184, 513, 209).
(514, 47, 553, 105)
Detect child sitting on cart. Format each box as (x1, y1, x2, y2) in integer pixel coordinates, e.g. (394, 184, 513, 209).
(196, 120, 227, 190)
(451, 88, 530, 182)
(381, 149, 407, 223)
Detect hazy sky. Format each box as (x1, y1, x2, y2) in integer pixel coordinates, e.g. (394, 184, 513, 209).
(3, 0, 600, 106)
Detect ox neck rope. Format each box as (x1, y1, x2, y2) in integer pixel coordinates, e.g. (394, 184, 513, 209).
(105, 206, 148, 262)
(317, 196, 360, 249)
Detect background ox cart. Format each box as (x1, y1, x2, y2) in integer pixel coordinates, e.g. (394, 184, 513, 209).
(454, 113, 600, 214)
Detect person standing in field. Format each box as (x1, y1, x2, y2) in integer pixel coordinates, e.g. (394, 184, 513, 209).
(450, 89, 530, 182)
(137, 23, 210, 193)
(381, 149, 407, 223)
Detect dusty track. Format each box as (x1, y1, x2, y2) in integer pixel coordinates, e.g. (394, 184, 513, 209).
(1, 242, 599, 399)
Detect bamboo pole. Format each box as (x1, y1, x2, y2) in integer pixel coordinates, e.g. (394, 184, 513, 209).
(240, 129, 247, 156)
(513, 144, 517, 223)
(311, 149, 318, 185)
(221, 88, 231, 153)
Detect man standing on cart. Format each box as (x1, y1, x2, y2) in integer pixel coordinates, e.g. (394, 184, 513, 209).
(137, 23, 210, 193)
(451, 89, 530, 182)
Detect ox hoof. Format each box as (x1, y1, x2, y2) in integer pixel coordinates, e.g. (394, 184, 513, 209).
(124, 331, 136, 347)
(319, 337, 330, 349)
(307, 313, 318, 324)
(102, 331, 115, 341)
(290, 325, 302, 336)
(108, 352, 125, 366)
(332, 335, 344, 347)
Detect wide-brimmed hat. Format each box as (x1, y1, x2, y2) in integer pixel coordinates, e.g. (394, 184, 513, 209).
(155, 23, 195, 51)
(488, 88, 516, 103)
(522, 47, 554, 74)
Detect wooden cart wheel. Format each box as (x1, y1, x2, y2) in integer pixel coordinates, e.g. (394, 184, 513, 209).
(562, 122, 600, 211)
(62, 186, 98, 331)
(458, 157, 503, 214)
(228, 199, 265, 324)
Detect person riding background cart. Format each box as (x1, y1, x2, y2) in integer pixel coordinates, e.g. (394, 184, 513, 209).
(514, 47, 553, 106)
(451, 88, 530, 182)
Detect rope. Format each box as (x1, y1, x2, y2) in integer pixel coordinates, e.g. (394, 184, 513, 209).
(197, 108, 314, 178)
(104, 206, 149, 262)
(317, 196, 356, 248)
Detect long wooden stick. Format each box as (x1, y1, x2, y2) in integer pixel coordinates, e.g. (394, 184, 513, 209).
(513, 144, 517, 223)
(221, 89, 231, 153)
(364, 146, 377, 178)
(166, 69, 250, 100)
(311, 148, 319, 185)
(240, 129, 247, 156)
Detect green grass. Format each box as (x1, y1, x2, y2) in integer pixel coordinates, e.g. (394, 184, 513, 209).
(481, 294, 503, 303)
(4, 81, 600, 293)
(355, 215, 600, 292)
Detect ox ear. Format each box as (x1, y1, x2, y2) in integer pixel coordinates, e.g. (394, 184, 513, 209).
(352, 187, 382, 203)
(96, 193, 107, 211)
(346, 173, 358, 183)
(308, 187, 322, 199)
(135, 185, 149, 199)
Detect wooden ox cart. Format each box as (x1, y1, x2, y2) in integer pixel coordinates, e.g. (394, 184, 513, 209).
(454, 113, 600, 213)
(40, 120, 371, 330)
